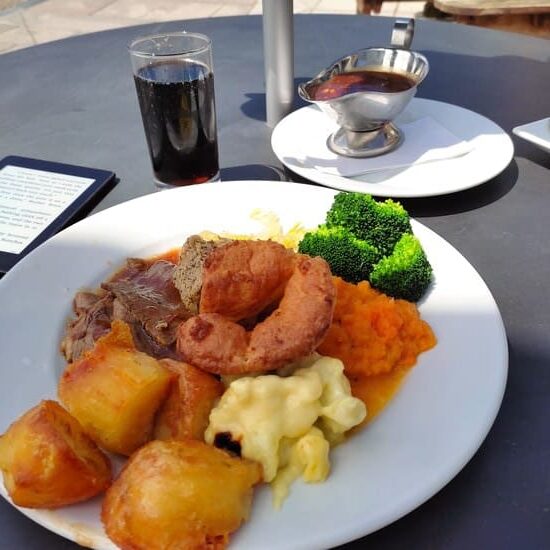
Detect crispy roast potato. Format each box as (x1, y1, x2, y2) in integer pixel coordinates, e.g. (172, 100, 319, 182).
(59, 320, 173, 456)
(0, 400, 111, 508)
(102, 439, 262, 550)
(154, 359, 224, 442)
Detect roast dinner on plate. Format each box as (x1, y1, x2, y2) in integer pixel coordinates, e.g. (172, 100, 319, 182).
(0, 191, 436, 549)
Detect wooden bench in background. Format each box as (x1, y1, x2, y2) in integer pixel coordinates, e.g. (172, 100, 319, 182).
(433, 0, 550, 37)
(357, 0, 550, 37)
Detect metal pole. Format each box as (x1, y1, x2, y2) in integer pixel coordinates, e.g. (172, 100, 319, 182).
(262, 0, 294, 128)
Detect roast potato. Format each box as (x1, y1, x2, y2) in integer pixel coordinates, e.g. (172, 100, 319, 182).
(102, 439, 262, 550)
(0, 400, 111, 508)
(59, 320, 173, 456)
(154, 359, 224, 441)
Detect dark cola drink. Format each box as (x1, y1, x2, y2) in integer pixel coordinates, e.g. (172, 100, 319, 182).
(134, 60, 219, 186)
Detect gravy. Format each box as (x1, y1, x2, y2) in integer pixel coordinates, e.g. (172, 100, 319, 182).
(310, 69, 416, 101)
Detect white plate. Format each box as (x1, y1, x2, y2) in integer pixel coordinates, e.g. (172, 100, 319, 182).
(272, 98, 514, 198)
(513, 117, 550, 153)
(0, 181, 507, 550)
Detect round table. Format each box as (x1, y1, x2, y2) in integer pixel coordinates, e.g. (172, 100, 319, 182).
(1, 14, 549, 550)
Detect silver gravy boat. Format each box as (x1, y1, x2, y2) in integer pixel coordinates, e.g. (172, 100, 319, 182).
(298, 19, 429, 158)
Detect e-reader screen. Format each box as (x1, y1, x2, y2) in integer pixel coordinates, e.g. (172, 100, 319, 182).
(0, 156, 116, 273)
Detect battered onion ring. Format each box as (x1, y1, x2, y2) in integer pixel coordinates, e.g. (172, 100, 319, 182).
(177, 255, 336, 374)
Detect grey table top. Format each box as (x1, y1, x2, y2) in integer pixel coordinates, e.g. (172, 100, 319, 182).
(1, 13, 549, 550)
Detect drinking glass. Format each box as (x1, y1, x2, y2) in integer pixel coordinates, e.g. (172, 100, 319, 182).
(129, 32, 220, 187)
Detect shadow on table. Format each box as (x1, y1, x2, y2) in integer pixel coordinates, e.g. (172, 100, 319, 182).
(240, 77, 311, 121)
(400, 159, 519, 218)
(220, 164, 287, 181)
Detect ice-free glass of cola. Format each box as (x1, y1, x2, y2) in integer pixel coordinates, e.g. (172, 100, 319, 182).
(129, 32, 219, 187)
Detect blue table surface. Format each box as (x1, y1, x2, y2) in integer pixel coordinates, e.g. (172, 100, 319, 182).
(0, 13, 549, 550)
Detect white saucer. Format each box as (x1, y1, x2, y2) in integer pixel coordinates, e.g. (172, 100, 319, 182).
(513, 118, 550, 153)
(272, 98, 514, 198)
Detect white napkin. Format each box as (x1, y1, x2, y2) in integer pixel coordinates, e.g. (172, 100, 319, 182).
(512, 117, 550, 153)
(291, 109, 473, 177)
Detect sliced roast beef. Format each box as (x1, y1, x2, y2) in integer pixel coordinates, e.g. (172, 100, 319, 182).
(129, 323, 180, 360)
(61, 290, 114, 362)
(62, 257, 197, 363)
(103, 258, 191, 346)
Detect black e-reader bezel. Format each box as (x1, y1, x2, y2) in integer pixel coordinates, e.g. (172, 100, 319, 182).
(0, 156, 116, 273)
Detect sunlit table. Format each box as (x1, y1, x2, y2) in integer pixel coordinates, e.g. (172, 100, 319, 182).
(0, 14, 549, 550)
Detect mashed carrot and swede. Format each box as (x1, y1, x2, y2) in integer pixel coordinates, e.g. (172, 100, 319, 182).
(318, 277, 437, 421)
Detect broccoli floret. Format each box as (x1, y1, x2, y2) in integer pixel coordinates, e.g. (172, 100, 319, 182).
(298, 225, 381, 283)
(326, 192, 411, 256)
(370, 233, 432, 302)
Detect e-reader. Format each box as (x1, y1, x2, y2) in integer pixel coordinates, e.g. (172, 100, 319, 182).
(0, 156, 117, 273)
